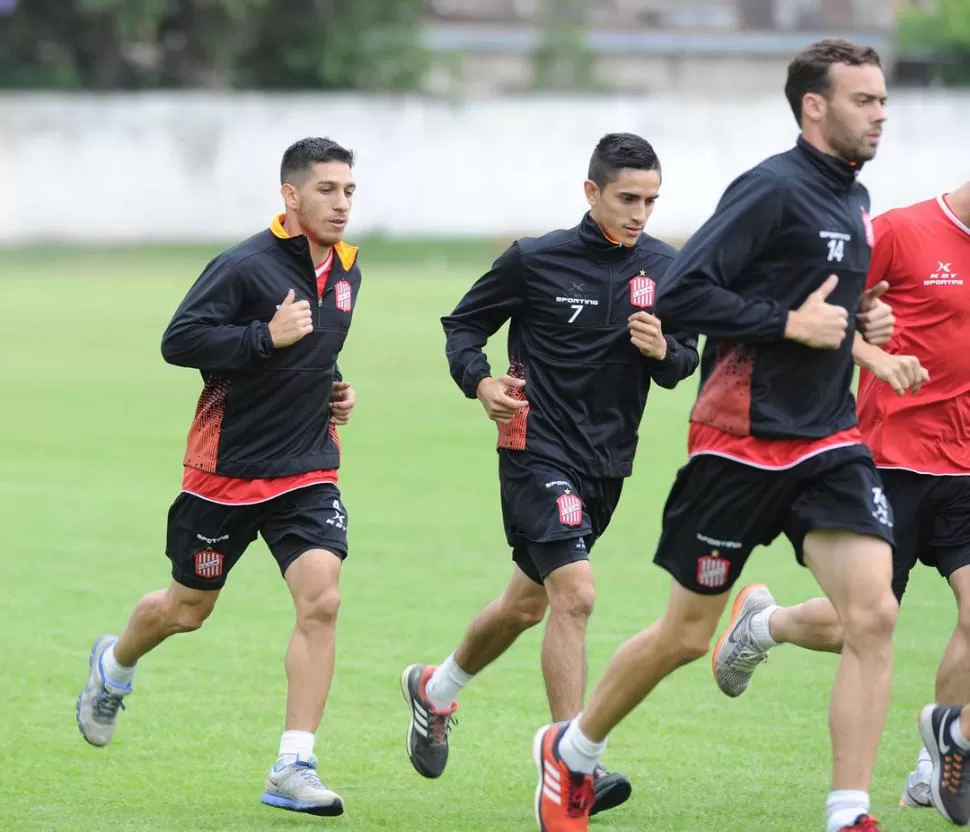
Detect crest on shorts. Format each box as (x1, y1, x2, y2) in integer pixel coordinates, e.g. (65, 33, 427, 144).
(696, 550, 729, 589)
(334, 280, 353, 312)
(556, 492, 583, 527)
(861, 207, 875, 247)
(194, 549, 224, 579)
(630, 271, 656, 308)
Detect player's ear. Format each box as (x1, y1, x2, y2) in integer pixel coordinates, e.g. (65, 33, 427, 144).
(583, 179, 600, 208)
(802, 92, 826, 125)
(281, 182, 299, 211)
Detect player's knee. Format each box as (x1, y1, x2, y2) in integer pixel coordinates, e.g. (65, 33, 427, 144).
(842, 589, 898, 645)
(503, 595, 547, 629)
(675, 629, 711, 663)
(296, 586, 341, 627)
(169, 595, 216, 633)
(549, 583, 596, 620)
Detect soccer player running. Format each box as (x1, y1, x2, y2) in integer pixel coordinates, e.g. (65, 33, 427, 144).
(400, 133, 699, 816)
(531, 40, 899, 832)
(713, 181, 970, 826)
(76, 138, 361, 817)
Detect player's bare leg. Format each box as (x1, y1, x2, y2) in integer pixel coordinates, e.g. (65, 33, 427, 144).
(455, 566, 550, 675)
(936, 566, 970, 706)
(261, 548, 344, 817)
(76, 581, 219, 747)
(768, 598, 844, 652)
(805, 529, 897, 832)
(540, 560, 596, 721)
(533, 581, 727, 831)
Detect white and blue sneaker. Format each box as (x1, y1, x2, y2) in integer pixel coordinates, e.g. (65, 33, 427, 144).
(76, 634, 132, 747)
(261, 754, 344, 816)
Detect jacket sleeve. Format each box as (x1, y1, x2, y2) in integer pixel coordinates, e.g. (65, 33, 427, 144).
(161, 255, 275, 372)
(643, 329, 700, 389)
(654, 168, 790, 341)
(441, 243, 527, 399)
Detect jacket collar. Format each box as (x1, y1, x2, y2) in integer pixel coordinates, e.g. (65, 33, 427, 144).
(269, 214, 359, 271)
(578, 211, 638, 261)
(794, 135, 860, 190)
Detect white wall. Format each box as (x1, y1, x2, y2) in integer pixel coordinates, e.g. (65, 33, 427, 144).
(0, 91, 965, 244)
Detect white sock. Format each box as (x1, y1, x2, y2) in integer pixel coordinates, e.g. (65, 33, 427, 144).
(556, 718, 606, 775)
(749, 606, 779, 650)
(425, 653, 474, 710)
(826, 790, 869, 832)
(951, 716, 970, 751)
(100, 644, 136, 691)
(917, 744, 932, 772)
(278, 730, 315, 763)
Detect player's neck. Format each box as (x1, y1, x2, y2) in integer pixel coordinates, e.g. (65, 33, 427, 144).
(945, 183, 970, 227)
(798, 129, 853, 167)
(282, 213, 333, 267)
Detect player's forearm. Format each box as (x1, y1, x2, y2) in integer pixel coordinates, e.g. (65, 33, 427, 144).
(161, 320, 273, 371)
(645, 334, 700, 389)
(442, 321, 493, 399)
(656, 282, 788, 342)
(850, 332, 886, 372)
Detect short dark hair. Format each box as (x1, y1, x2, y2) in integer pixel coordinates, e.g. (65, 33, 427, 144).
(280, 137, 354, 185)
(587, 133, 661, 188)
(785, 39, 882, 126)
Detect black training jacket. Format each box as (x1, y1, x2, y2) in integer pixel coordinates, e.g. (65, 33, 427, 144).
(655, 137, 875, 440)
(161, 221, 361, 478)
(443, 212, 699, 479)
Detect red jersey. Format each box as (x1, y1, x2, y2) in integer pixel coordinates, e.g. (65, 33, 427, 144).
(183, 217, 341, 504)
(856, 195, 970, 475)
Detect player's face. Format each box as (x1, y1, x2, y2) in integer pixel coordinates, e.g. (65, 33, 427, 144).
(284, 162, 356, 247)
(820, 63, 888, 164)
(585, 168, 662, 247)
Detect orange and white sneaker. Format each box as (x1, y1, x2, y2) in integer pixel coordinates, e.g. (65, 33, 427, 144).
(532, 723, 595, 832)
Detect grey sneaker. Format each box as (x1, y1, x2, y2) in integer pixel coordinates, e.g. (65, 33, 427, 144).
(76, 634, 130, 747)
(899, 765, 933, 808)
(261, 755, 343, 816)
(919, 704, 970, 825)
(400, 664, 458, 779)
(712, 584, 776, 697)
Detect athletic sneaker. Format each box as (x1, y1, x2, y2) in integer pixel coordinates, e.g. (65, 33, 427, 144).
(712, 584, 776, 697)
(919, 704, 970, 825)
(261, 755, 343, 816)
(401, 663, 458, 778)
(590, 765, 631, 816)
(532, 723, 594, 832)
(899, 764, 933, 809)
(76, 634, 131, 747)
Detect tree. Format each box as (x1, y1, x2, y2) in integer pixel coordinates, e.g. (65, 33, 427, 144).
(897, 0, 970, 86)
(0, 0, 429, 90)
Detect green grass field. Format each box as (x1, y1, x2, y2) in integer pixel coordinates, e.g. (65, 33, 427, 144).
(0, 240, 955, 831)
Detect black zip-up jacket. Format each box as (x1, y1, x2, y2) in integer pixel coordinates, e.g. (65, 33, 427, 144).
(442, 212, 699, 479)
(161, 221, 361, 479)
(655, 137, 874, 440)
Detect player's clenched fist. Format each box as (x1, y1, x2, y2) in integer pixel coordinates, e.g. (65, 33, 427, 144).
(628, 312, 668, 360)
(476, 376, 528, 425)
(269, 289, 313, 348)
(786, 274, 849, 350)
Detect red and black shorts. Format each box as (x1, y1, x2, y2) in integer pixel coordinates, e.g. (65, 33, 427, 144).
(165, 483, 349, 591)
(499, 450, 623, 585)
(654, 445, 895, 595)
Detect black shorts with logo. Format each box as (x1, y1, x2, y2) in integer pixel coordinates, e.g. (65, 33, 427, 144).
(166, 483, 349, 591)
(499, 450, 623, 585)
(654, 445, 895, 595)
(881, 469, 970, 601)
